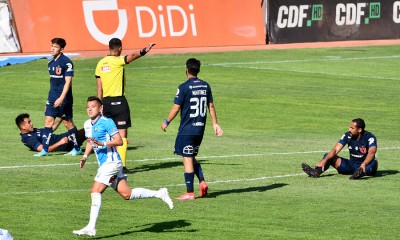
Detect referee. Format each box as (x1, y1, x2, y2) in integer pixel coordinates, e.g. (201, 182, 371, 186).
(95, 38, 155, 173)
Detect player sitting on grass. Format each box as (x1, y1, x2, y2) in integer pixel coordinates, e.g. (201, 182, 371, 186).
(302, 118, 378, 180)
(16, 113, 85, 154)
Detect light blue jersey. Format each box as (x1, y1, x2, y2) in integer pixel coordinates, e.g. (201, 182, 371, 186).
(84, 116, 120, 166)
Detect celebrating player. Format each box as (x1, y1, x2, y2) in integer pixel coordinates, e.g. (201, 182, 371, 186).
(73, 96, 173, 237)
(95, 38, 156, 173)
(302, 118, 378, 180)
(16, 113, 85, 153)
(35, 38, 81, 157)
(161, 58, 223, 200)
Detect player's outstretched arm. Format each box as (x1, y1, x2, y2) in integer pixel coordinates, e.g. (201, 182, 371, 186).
(126, 43, 156, 63)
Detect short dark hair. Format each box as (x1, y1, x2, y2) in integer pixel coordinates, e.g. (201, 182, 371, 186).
(109, 38, 122, 50)
(15, 113, 30, 129)
(51, 38, 66, 48)
(186, 58, 201, 76)
(352, 118, 365, 131)
(87, 96, 103, 106)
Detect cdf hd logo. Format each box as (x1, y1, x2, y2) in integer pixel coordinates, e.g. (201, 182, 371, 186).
(277, 4, 323, 28)
(335, 2, 381, 26)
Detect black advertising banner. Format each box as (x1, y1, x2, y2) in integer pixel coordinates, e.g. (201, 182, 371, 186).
(267, 0, 400, 43)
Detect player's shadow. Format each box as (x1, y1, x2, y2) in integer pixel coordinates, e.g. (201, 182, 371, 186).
(358, 170, 399, 180)
(199, 160, 242, 166)
(127, 145, 144, 150)
(374, 170, 399, 177)
(131, 159, 241, 173)
(207, 183, 288, 198)
(92, 220, 195, 239)
(132, 161, 182, 173)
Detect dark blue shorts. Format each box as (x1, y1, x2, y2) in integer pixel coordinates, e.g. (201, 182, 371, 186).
(174, 135, 204, 157)
(337, 157, 378, 176)
(45, 101, 73, 120)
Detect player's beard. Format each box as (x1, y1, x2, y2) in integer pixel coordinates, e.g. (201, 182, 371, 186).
(350, 133, 359, 140)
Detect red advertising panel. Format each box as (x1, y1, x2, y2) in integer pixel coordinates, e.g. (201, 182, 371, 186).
(10, 0, 265, 52)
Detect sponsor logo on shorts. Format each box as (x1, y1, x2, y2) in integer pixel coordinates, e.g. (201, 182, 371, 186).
(183, 145, 194, 154)
(118, 121, 126, 125)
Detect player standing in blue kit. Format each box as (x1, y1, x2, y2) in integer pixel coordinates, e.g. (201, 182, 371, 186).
(35, 38, 81, 157)
(161, 58, 223, 200)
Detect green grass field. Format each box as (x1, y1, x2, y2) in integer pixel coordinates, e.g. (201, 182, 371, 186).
(1, 45, 400, 239)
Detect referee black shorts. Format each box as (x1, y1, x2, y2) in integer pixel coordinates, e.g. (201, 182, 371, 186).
(102, 96, 131, 129)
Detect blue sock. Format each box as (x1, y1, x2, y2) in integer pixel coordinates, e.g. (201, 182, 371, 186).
(184, 172, 194, 193)
(68, 126, 80, 150)
(193, 162, 205, 182)
(321, 153, 331, 171)
(42, 127, 53, 152)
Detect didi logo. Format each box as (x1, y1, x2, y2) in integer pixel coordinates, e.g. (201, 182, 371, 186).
(82, 0, 128, 45)
(82, 0, 198, 45)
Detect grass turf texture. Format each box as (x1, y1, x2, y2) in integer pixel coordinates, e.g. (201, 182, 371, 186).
(0, 45, 400, 239)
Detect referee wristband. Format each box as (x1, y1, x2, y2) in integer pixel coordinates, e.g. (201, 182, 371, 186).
(164, 119, 170, 125)
(82, 155, 88, 159)
(103, 142, 107, 147)
(140, 47, 147, 56)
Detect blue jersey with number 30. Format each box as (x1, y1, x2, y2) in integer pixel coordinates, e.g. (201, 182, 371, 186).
(174, 77, 213, 136)
(84, 116, 121, 166)
(47, 53, 74, 103)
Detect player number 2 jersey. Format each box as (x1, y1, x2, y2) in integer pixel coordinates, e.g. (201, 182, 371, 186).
(84, 116, 121, 166)
(174, 77, 213, 135)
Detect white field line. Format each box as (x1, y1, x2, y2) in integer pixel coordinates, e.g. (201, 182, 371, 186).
(0, 147, 398, 196)
(1, 147, 399, 170)
(217, 65, 400, 81)
(0, 150, 327, 170)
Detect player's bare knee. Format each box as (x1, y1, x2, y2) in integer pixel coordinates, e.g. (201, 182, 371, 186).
(121, 193, 131, 200)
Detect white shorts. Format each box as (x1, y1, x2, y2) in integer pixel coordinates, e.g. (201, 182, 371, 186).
(94, 161, 127, 190)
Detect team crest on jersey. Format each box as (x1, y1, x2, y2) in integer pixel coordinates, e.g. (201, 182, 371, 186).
(56, 67, 62, 75)
(359, 146, 367, 154)
(94, 127, 98, 132)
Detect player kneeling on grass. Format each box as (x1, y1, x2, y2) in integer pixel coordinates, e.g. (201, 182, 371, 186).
(73, 96, 173, 237)
(302, 118, 378, 180)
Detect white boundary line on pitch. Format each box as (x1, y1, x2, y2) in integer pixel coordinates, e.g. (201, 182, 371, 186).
(0, 171, 325, 196)
(0, 147, 399, 170)
(217, 65, 400, 81)
(1, 147, 398, 196)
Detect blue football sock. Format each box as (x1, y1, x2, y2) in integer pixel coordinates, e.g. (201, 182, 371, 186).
(68, 126, 80, 150)
(184, 172, 194, 193)
(193, 162, 205, 182)
(42, 127, 53, 152)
